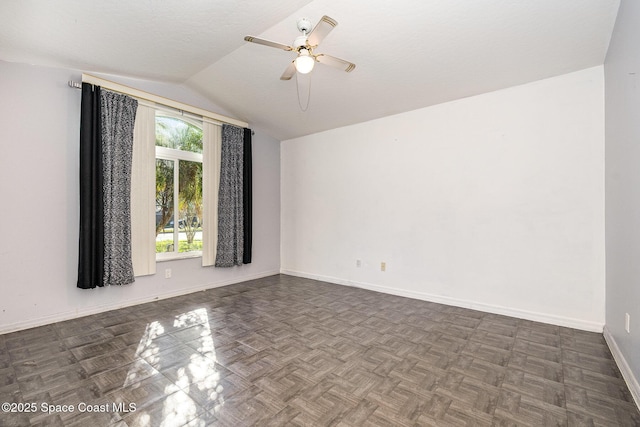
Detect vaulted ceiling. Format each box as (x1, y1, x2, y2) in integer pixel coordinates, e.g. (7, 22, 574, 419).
(0, 0, 620, 140)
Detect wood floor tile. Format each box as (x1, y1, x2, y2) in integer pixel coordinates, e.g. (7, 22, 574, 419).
(105, 374, 181, 415)
(435, 372, 501, 415)
(122, 389, 203, 427)
(211, 385, 286, 426)
(0, 412, 30, 427)
(17, 363, 90, 399)
(563, 364, 631, 398)
(183, 370, 250, 411)
(141, 343, 200, 373)
(69, 337, 128, 362)
(503, 368, 566, 408)
(78, 346, 139, 377)
(8, 341, 68, 364)
(495, 389, 568, 426)
(0, 351, 10, 370)
(477, 319, 519, 337)
(450, 355, 507, 387)
(562, 348, 622, 377)
(462, 341, 512, 367)
(90, 359, 160, 394)
(0, 366, 16, 389)
(516, 328, 562, 348)
(4, 330, 60, 352)
(514, 338, 563, 363)
(62, 329, 115, 350)
(470, 329, 516, 351)
(254, 364, 315, 402)
(508, 352, 564, 383)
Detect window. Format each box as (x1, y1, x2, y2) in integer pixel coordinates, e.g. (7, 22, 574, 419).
(155, 113, 204, 260)
(83, 73, 249, 275)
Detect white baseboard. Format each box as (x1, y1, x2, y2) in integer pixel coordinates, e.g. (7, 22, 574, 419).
(603, 327, 640, 409)
(0, 270, 280, 335)
(280, 269, 604, 333)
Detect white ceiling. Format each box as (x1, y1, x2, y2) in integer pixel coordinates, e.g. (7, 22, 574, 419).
(0, 0, 620, 140)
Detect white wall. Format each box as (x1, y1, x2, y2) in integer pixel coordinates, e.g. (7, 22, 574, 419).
(282, 66, 605, 332)
(0, 60, 281, 333)
(604, 0, 640, 406)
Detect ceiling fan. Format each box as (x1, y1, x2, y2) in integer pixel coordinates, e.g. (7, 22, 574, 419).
(244, 15, 356, 80)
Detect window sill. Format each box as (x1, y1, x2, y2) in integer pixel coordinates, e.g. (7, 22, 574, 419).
(156, 252, 202, 262)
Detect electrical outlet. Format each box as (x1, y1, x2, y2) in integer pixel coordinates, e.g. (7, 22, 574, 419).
(356, 259, 362, 267)
(625, 313, 631, 333)
(381, 262, 386, 272)
(165, 269, 172, 279)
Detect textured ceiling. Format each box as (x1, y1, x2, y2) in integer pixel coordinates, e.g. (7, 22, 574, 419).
(0, 0, 620, 140)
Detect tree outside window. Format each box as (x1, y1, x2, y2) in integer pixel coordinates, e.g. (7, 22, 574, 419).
(155, 114, 203, 258)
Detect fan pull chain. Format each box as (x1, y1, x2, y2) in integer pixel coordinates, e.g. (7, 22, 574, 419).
(296, 72, 312, 112)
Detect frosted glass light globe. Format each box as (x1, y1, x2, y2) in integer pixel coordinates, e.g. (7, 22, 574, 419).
(294, 50, 315, 74)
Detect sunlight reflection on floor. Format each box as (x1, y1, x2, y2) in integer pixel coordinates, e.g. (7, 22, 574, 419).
(125, 308, 224, 425)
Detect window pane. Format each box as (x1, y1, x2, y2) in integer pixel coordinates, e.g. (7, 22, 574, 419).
(156, 158, 174, 253)
(156, 115, 203, 153)
(178, 160, 203, 253)
(155, 113, 203, 259)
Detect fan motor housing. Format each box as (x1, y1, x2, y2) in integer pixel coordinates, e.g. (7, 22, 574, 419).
(297, 18, 313, 34)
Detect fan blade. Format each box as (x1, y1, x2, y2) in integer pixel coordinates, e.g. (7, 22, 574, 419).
(307, 15, 338, 47)
(316, 54, 356, 73)
(244, 36, 293, 51)
(280, 61, 296, 80)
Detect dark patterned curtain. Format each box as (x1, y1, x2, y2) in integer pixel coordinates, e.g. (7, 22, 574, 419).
(215, 125, 244, 267)
(77, 85, 138, 288)
(101, 91, 138, 286)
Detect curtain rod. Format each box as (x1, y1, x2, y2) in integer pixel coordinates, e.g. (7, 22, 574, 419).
(67, 74, 249, 129)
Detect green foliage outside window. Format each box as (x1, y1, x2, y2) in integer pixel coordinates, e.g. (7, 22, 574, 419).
(155, 116, 204, 254)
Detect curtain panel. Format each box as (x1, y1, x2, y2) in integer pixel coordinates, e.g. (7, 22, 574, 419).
(77, 83, 104, 289)
(214, 124, 252, 267)
(130, 103, 156, 277)
(202, 121, 222, 267)
(215, 124, 244, 267)
(101, 91, 138, 286)
(77, 85, 138, 289)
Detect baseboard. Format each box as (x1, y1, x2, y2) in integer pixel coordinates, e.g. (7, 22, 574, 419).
(603, 326, 640, 409)
(0, 270, 280, 335)
(280, 269, 604, 333)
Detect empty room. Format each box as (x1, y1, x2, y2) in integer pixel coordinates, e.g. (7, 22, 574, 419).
(0, 0, 639, 425)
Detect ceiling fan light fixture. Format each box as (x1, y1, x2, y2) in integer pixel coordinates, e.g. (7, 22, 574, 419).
(294, 49, 315, 74)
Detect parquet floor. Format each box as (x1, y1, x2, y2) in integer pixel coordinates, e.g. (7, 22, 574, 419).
(0, 274, 638, 426)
